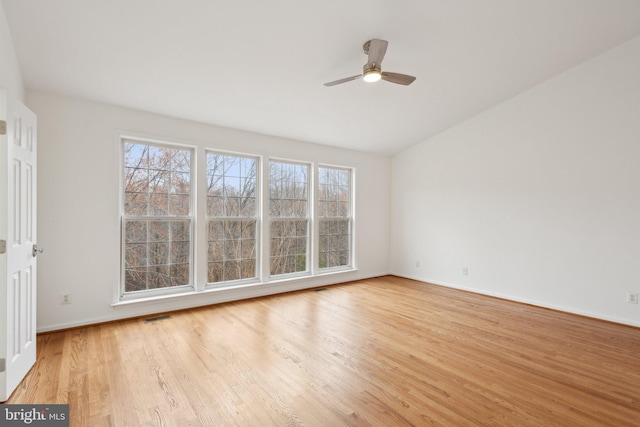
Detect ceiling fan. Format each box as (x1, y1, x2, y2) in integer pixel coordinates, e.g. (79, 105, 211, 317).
(324, 39, 416, 87)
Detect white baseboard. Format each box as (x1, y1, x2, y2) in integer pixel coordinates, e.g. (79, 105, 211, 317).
(37, 270, 388, 333)
(391, 272, 640, 328)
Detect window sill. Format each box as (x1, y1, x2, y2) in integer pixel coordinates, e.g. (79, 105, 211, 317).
(111, 268, 359, 308)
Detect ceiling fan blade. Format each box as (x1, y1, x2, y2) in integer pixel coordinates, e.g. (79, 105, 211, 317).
(367, 39, 388, 66)
(381, 72, 416, 86)
(323, 75, 362, 87)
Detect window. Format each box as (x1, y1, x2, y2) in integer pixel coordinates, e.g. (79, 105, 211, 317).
(121, 140, 193, 295)
(269, 160, 309, 276)
(318, 166, 352, 270)
(206, 152, 258, 284)
(119, 137, 355, 300)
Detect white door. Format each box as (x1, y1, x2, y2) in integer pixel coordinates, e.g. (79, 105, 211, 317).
(0, 92, 38, 402)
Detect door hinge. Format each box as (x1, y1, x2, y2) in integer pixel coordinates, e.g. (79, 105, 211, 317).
(0, 240, 5, 254)
(0, 120, 6, 135)
(0, 358, 5, 373)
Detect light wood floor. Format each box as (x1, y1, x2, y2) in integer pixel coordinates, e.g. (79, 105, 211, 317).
(7, 276, 640, 426)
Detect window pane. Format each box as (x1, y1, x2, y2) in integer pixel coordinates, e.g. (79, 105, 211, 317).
(125, 167, 148, 193)
(208, 196, 224, 217)
(209, 221, 224, 240)
(169, 194, 190, 216)
(124, 143, 148, 168)
(240, 198, 256, 217)
(149, 221, 170, 241)
(149, 194, 169, 215)
(209, 241, 224, 262)
(208, 176, 223, 196)
(242, 239, 256, 258)
(124, 193, 149, 216)
(125, 220, 147, 243)
(149, 170, 170, 193)
(171, 241, 190, 264)
(241, 260, 256, 279)
(225, 197, 240, 216)
(294, 200, 307, 217)
(319, 252, 327, 269)
(208, 262, 223, 283)
(171, 264, 189, 286)
(337, 202, 348, 217)
(125, 268, 147, 292)
(225, 239, 240, 261)
(225, 261, 241, 281)
(226, 220, 241, 239)
(149, 242, 169, 265)
(148, 266, 170, 289)
(125, 243, 147, 267)
(148, 146, 171, 171)
(172, 150, 191, 172)
(171, 172, 190, 194)
(242, 220, 256, 239)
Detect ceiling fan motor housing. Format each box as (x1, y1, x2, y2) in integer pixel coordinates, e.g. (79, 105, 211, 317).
(364, 64, 381, 74)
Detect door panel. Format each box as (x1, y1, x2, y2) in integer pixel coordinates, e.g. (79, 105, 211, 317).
(0, 94, 37, 402)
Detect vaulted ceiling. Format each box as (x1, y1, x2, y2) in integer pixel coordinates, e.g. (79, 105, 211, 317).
(4, 0, 640, 155)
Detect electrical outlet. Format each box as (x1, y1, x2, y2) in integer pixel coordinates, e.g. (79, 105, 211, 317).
(415, 261, 420, 268)
(61, 294, 72, 305)
(462, 267, 468, 276)
(626, 292, 638, 304)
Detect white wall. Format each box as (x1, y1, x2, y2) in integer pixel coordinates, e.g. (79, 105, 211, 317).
(391, 35, 640, 327)
(28, 91, 390, 331)
(0, 1, 23, 101)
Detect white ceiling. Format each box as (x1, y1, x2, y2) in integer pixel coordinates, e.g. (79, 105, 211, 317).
(4, 0, 640, 155)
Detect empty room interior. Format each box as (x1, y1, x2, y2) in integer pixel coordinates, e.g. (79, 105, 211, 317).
(1, 0, 640, 425)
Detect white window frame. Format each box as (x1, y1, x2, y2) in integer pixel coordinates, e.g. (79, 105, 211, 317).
(120, 136, 196, 300)
(205, 150, 261, 287)
(317, 164, 354, 272)
(268, 159, 311, 279)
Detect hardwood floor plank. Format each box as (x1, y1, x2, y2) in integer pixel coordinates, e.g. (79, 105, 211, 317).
(6, 276, 640, 426)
